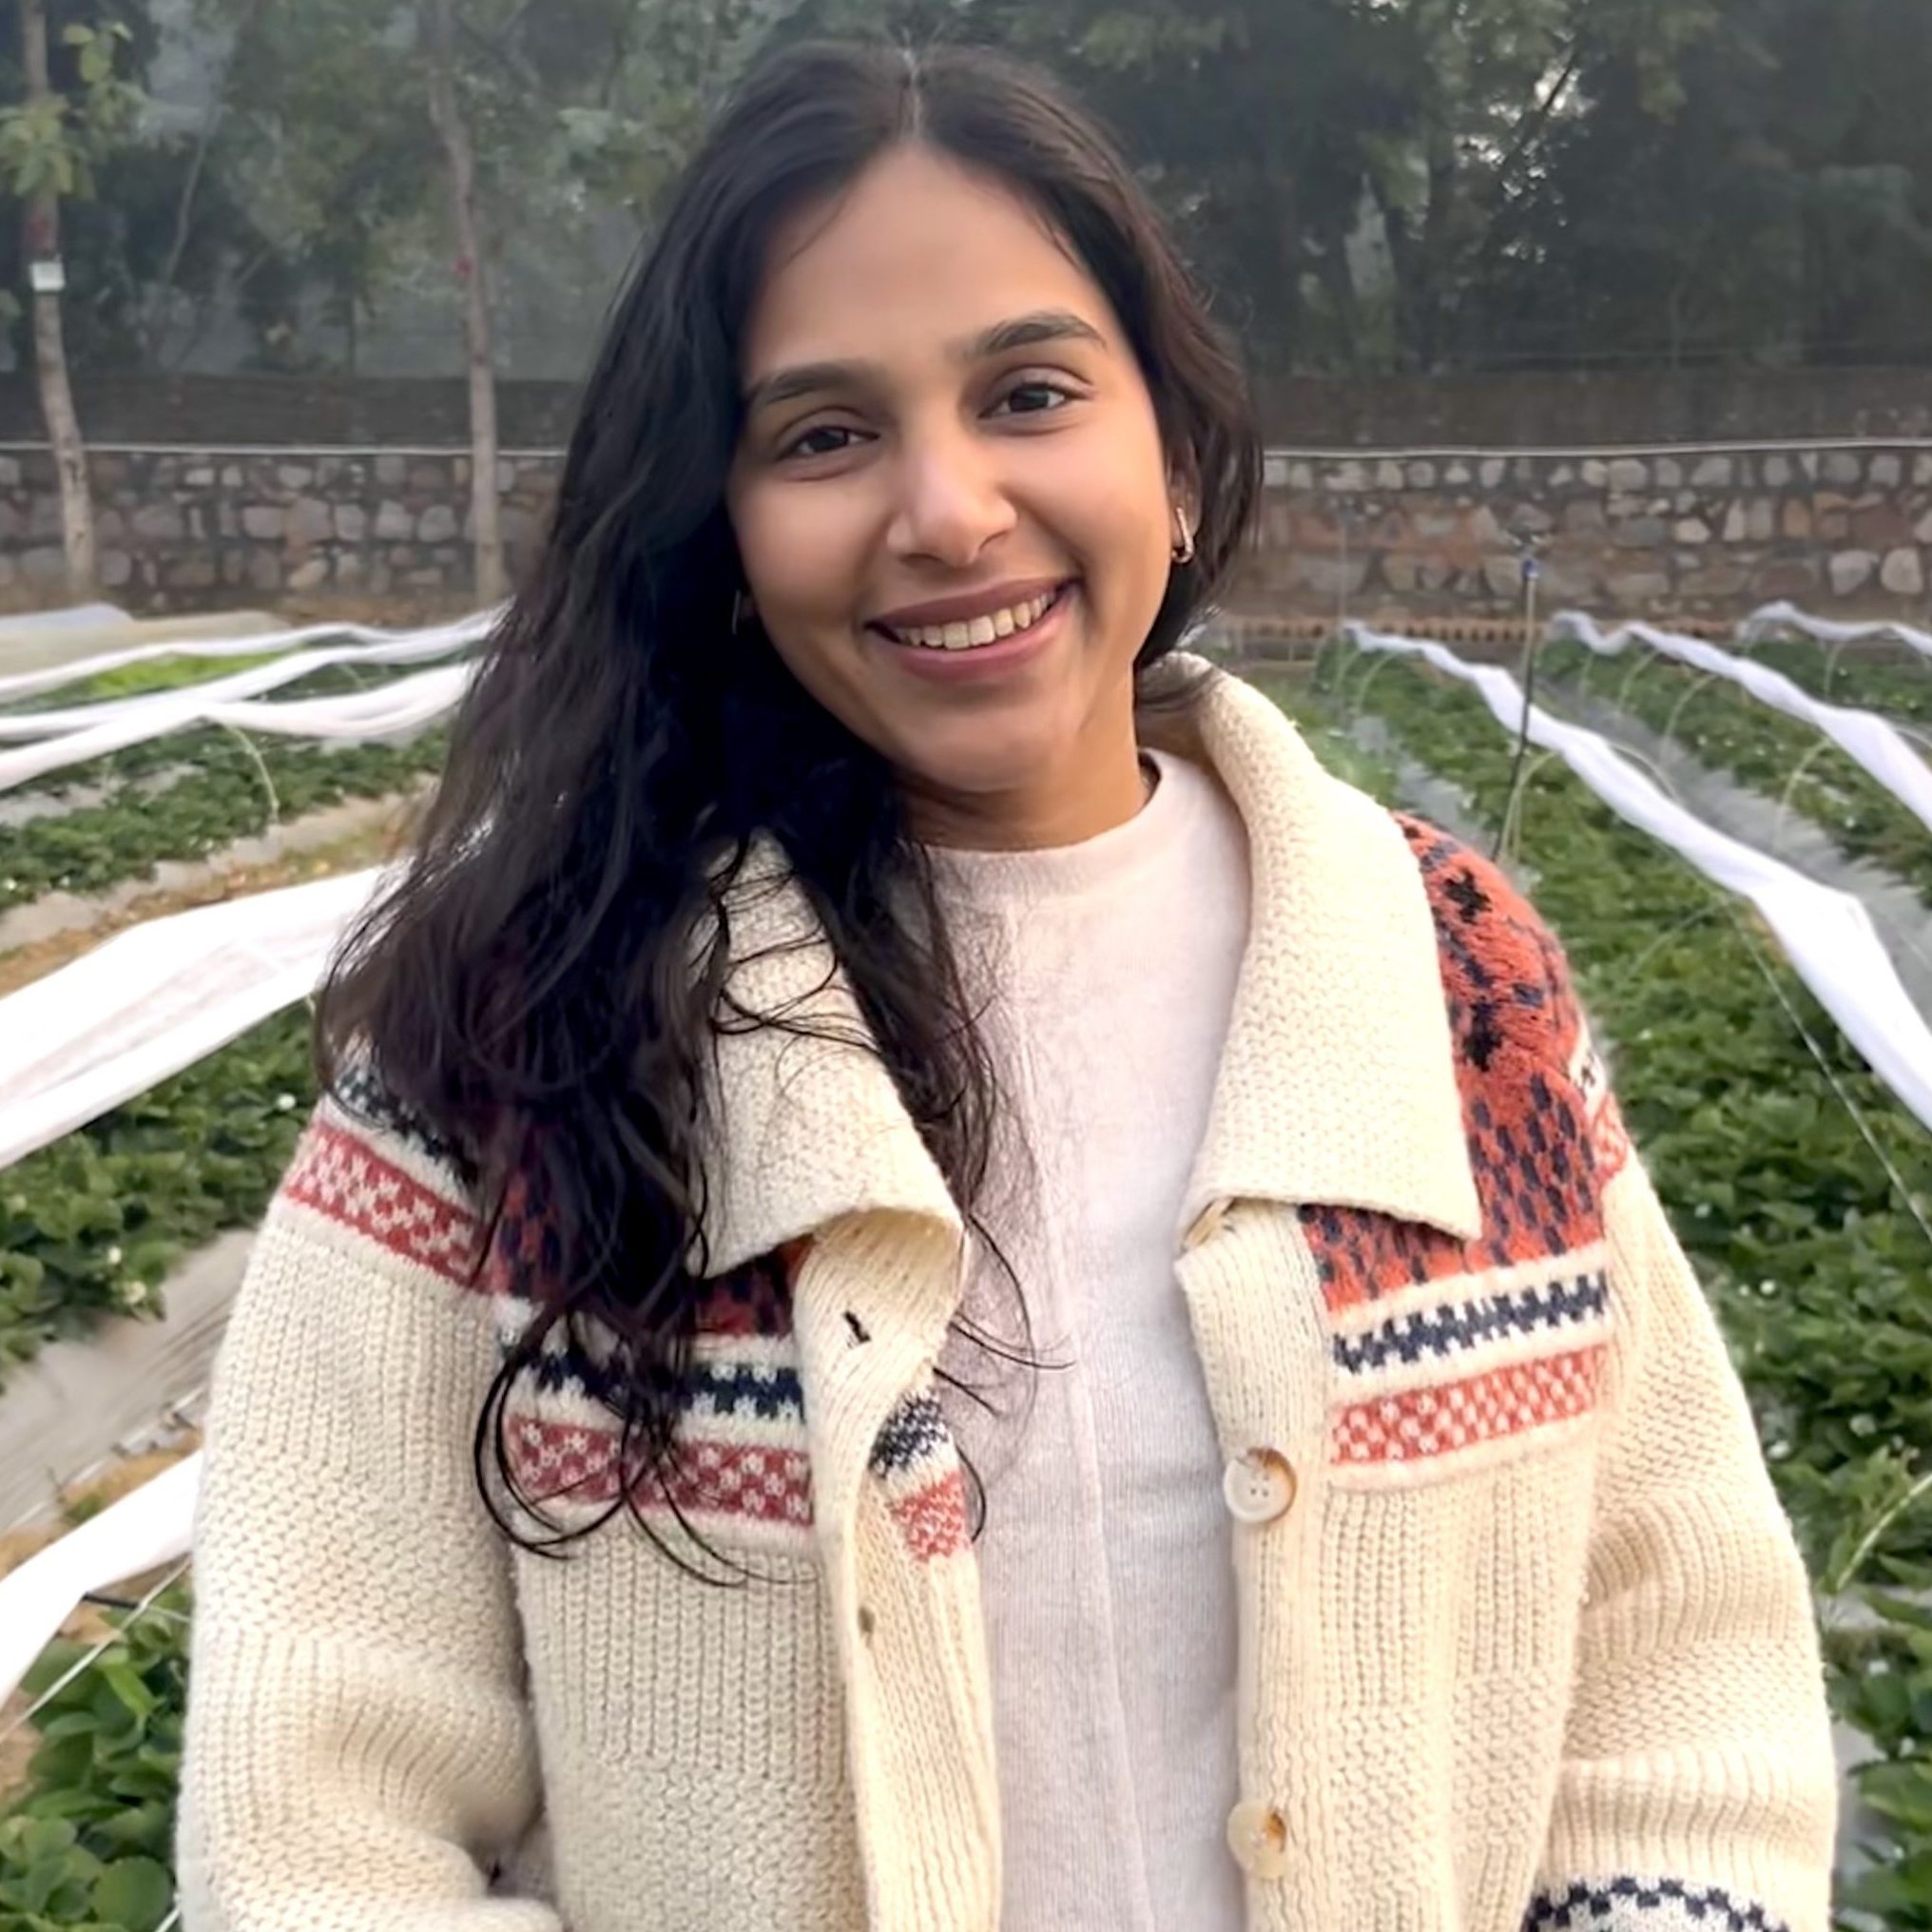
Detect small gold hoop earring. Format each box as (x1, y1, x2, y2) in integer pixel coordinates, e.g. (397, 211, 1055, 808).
(1170, 506, 1196, 566)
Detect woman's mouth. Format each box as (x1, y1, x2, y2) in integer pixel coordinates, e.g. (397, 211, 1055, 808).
(871, 581, 1075, 653)
(869, 581, 1079, 684)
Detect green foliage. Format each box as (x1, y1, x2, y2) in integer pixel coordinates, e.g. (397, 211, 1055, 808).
(795, 0, 1932, 374)
(1827, 1556, 1932, 1931)
(1743, 635, 1932, 730)
(0, 12, 141, 203)
(1539, 636, 1932, 909)
(17, 0, 1923, 377)
(7, 651, 291, 710)
(0, 728, 443, 912)
(0, 657, 450, 912)
(0, 95, 80, 201)
(0, 1586, 189, 1932)
(0, 1004, 314, 1382)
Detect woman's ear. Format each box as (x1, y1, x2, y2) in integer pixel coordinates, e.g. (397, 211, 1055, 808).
(1167, 456, 1201, 531)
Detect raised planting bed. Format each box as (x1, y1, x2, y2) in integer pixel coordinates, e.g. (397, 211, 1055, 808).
(0, 724, 447, 915)
(1535, 636, 1932, 911)
(0, 1007, 314, 1386)
(1739, 631, 1932, 728)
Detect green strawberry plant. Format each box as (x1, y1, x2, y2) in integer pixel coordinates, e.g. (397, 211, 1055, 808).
(1, 1586, 189, 1932)
(0, 1007, 315, 1382)
(1536, 637, 1932, 910)
(1739, 631, 1932, 729)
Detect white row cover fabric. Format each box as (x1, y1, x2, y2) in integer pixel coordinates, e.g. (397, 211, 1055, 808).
(1552, 611, 1932, 836)
(1737, 600, 1932, 663)
(1343, 624, 1932, 1137)
(0, 661, 473, 793)
(0, 609, 490, 742)
(0, 602, 128, 647)
(0, 867, 383, 1169)
(0, 1453, 201, 1709)
(0, 603, 502, 705)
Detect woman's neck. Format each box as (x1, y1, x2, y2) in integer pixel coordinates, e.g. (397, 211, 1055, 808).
(905, 740, 1155, 853)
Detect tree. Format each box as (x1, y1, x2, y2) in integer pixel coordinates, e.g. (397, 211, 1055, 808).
(19, 0, 1930, 406)
(419, 0, 502, 599)
(203, 0, 726, 598)
(0, 0, 142, 596)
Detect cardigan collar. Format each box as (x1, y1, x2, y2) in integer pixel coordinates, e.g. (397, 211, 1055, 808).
(692, 654, 1480, 1277)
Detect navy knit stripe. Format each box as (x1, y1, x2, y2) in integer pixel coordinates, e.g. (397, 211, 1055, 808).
(870, 1391, 951, 1475)
(524, 1346, 803, 1421)
(1521, 1877, 1789, 1932)
(1334, 1270, 1609, 1375)
(682, 1362, 805, 1421)
(334, 1061, 475, 1180)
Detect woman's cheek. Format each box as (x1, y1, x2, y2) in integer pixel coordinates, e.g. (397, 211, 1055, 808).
(740, 478, 878, 630)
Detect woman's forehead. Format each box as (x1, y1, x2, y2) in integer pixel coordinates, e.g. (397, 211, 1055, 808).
(740, 146, 1117, 379)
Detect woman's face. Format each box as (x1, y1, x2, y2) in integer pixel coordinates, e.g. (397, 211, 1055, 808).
(725, 145, 1184, 848)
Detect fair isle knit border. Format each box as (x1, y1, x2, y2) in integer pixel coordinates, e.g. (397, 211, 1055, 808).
(869, 1390, 971, 1563)
(282, 1117, 480, 1288)
(1522, 1877, 1791, 1932)
(1333, 1343, 1609, 1467)
(1568, 1026, 1634, 1188)
(333, 1061, 476, 1182)
(501, 1325, 815, 1536)
(1331, 1268, 1611, 1379)
(504, 1414, 814, 1529)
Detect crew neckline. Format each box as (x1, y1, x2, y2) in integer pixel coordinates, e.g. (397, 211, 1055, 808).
(925, 749, 1208, 904)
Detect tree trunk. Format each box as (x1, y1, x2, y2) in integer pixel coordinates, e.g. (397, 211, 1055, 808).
(1414, 137, 1459, 372)
(19, 0, 97, 600)
(420, 0, 505, 605)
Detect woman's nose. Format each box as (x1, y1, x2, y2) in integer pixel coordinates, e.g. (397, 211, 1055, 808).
(885, 427, 1018, 568)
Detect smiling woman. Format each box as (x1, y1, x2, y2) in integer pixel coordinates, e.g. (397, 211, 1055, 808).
(174, 34, 1837, 1932)
(726, 147, 1183, 848)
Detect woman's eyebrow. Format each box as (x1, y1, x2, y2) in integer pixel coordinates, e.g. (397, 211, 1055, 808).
(743, 307, 1107, 415)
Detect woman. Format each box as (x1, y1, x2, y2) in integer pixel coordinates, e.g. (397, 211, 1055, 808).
(176, 36, 1838, 1932)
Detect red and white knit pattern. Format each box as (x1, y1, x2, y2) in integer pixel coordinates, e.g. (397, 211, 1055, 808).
(870, 1388, 973, 1564)
(282, 1113, 480, 1287)
(1333, 1343, 1608, 1466)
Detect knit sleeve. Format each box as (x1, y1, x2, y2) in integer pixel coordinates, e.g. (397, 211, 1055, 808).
(174, 1095, 562, 1932)
(1525, 1121, 1841, 1932)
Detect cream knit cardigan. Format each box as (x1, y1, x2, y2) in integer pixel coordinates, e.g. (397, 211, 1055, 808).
(176, 661, 1838, 1932)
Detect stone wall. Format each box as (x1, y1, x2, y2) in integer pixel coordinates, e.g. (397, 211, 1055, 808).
(0, 448, 555, 606)
(3, 437, 1932, 620)
(1244, 445, 1932, 621)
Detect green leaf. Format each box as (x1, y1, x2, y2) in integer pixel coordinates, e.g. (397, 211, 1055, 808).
(23, 1732, 93, 1790)
(97, 1658, 157, 1723)
(91, 1855, 174, 1931)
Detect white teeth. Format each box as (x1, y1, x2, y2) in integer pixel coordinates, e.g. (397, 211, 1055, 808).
(892, 588, 1063, 650)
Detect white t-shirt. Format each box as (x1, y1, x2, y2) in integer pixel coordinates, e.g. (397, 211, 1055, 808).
(930, 747, 1253, 1932)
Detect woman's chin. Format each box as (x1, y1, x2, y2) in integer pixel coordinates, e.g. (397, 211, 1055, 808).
(895, 744, 1060, 832)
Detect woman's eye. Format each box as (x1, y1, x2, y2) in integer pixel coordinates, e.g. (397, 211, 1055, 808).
(994, 379, 1077, 417)
(779, 424, 860, 461)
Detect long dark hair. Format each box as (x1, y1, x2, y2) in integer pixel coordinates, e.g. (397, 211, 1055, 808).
(317, 35, 1262, 1561)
